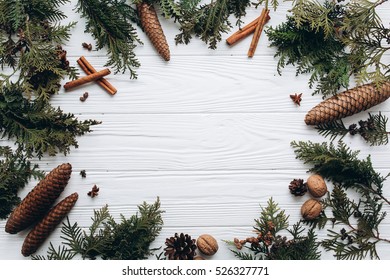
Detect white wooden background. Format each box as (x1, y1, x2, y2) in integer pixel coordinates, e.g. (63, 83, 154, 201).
(1, 1, 390, 260)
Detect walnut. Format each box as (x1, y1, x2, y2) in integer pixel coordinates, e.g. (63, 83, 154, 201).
(196, 234, 219, 256)
(193, 255, 206, 260)
(306, 174, 327, 197)
(301, 199, 322, 220)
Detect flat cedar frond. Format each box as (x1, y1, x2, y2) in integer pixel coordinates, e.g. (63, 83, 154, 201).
(0, 1, 77, 100)
(76, 0, 141, 79)
(255, 197, 289, 234)
(292, 141, 390, 259)
(33, 198, 164, 260)
(0, 146, 43, 219)
(315, 113, 390, 146)
(0, 83, 101, 158)
(228, 198, 321, 260)
(290, 140, 388, 199)
(266, 0, 390, 97)
(174, 0, 252, 49)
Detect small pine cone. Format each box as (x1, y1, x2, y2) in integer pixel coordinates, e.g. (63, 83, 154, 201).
(305, 82, 390, 125)
(164, 233, 197, 260)
(5, 163, 72, 234)
(137, 2, 170, 61)
(288, 179, 307, 196)
(21, 192, 79, 257)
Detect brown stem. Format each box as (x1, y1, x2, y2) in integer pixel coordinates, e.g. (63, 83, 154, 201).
(77, 56, 117, 95)
(248, 8, 270, 58)
(64, 69, 111, 91)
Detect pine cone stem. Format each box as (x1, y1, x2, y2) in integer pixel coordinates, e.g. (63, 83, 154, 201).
(5, 163, 72, 234)
(21, 192, 78, 257)
(305, 82, 390, 125)
(137, 2, 170, 61)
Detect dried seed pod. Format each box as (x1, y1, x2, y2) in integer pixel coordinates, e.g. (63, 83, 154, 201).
(5, 163, 72, 234)
(21, 193, 78, 256)
(137, 2, 170, 61)
(305, 82, 390, 125)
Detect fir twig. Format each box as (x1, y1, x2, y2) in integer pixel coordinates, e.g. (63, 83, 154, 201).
(315, 113, 390, 146)
(266, 0, 390, 97)
(227, 198, 321, 260)
(0, 83, 101, 158)
(292, 140, 390, 259)
(0, 146, 44, 219)
(76, 0, 142, 79)
(33, 198, 164, 260)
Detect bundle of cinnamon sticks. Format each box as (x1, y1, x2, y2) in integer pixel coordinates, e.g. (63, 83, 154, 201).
(226, 8, 270, 57)
(64, 56, 117, 95)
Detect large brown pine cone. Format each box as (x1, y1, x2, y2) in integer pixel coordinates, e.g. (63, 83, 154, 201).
(21, 192, 78, 257)
(137, 2, 170, 61)
(5, 163, 72, 234)
(305, 82, 390, 125)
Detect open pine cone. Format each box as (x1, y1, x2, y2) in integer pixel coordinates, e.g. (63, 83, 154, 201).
(164, 233, 197, 260)
(288, 179, 307, 196)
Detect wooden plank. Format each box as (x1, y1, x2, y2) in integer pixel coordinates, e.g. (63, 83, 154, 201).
(19, 112, 390, 171)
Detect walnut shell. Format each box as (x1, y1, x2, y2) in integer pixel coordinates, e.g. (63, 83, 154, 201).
(193, 255, 206, 260)
(197, 234, 218, 256)
(301, 199, 322, 220)
(307, 174, 327, 197)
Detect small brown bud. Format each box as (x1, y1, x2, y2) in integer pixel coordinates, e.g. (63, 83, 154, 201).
(301, 199, 322, 220)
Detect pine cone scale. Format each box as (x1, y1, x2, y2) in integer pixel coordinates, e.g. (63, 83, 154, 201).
(5, 163, 72, 234)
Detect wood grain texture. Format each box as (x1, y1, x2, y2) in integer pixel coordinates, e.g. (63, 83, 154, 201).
(1, 0, 390, 260)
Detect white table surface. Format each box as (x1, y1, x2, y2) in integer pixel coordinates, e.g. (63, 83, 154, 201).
(1, 1, 390, 260)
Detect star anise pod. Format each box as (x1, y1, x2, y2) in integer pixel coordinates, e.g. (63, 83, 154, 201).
(290, 93, 303, 106)
(87, 184, 99, 198)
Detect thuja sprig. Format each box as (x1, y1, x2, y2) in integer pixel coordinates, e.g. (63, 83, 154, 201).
(0, 146, 44, 219)
(76, 0, 142, 79)
(0, 0, 78, 101)
(291, 140, 390, 259)
(0, 83, 101, 158)
(266, 0, 390, 97)
(32, 198, 164, 260)
(315, 112, 390, 146)
(291, 140, 389, 204)
(226, 198, 321, 260)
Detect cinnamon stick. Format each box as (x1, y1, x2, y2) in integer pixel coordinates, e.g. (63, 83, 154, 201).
(77, 56, 117, 95)
(248, 8, 270, 58)
(226, 14, 270, 46)
(64, 68, 111, 90)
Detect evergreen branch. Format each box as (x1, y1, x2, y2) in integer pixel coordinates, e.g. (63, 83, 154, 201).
(315, 113, 390, 146)
(227, 198, 321, 260)
(292, 141, 390, 259)
(76, 0, 141, 79)
(174, 0, 252, 49)
(0, 83, 101, 158)
(34, 198, 164, 260)
(290, 140, 389, 204)
(266, 0, 390, 97)
(0, 145, 43, 219)
(0, 1, 78, 100)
